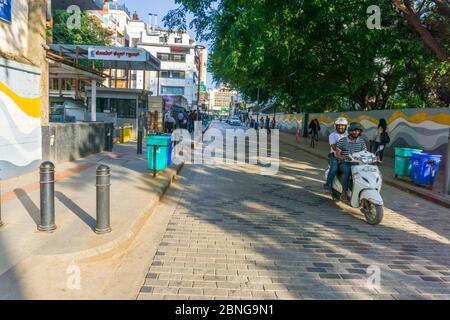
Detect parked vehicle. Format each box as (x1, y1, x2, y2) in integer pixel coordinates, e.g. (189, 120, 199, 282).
(49, 103, 85, 123)
(325, 149, 384, 225)
(228, 116, 242, 126)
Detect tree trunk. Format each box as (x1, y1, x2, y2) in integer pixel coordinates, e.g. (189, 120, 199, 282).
(432, 0, 450, 19)
(392, 0, 449, 61)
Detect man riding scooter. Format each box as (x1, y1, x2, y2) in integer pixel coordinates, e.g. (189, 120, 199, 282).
(335, 122, 367, 202)
(324, 117, 348, 193)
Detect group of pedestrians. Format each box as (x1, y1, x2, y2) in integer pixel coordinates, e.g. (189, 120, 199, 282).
(248, 115, 276, 132)
(164, 110, 202, 133)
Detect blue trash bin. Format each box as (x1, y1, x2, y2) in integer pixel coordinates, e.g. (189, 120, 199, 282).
(162, 134, 173, 166)
(410, 153, 442, 186)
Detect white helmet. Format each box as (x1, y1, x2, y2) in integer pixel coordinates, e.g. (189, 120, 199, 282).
(335, 117, 348, 126)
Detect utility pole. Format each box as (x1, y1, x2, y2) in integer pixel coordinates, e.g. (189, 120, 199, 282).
(194, 44, 206, 120)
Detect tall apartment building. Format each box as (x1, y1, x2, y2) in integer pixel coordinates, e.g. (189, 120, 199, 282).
(88, 2, 131, 47)
(209, 86, 237, 116)
(127, 14, 200, 109)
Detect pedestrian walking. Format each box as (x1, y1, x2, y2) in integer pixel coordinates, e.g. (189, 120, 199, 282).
(295, 117, 301, 142)
(309, 119, 320, 141)
(188, 111, 195, 132)
(265, 116, 271, 134)
(314, 119, 320, 141)
(164, 111, 170, 133)
(182, 111, 188, 129)
(373, 118, 390, 161)
(249, 116, 255, 129)
(177, 111, 184, 129)
(165, 112, 176, 133)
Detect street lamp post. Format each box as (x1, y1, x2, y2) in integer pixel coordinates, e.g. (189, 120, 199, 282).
(194, 44, 206, 121)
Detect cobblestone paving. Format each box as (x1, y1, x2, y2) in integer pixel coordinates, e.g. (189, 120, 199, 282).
(138, 131, 450, 300)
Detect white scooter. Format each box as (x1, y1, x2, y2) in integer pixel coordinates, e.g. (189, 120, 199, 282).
(325, 149, 384, 225)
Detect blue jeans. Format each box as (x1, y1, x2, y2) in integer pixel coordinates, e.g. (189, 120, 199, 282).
(338, 162, 354, 193)
(324, 156, 339, 189)
(374, 142, 385, 161)
(314, 131, 319, 141)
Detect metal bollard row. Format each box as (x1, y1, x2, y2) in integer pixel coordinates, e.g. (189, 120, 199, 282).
(31, 161, 111, 234)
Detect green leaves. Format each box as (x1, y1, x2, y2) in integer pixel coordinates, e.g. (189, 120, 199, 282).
(165, 0, 448, 110)
(52, 10, 112, 46)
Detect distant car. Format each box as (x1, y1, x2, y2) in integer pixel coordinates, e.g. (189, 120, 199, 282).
(229, 117, 241, 126)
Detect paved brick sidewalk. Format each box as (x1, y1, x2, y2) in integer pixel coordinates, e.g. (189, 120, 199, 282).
(137, 132, 450, 300)
(0, 142, 182, 299)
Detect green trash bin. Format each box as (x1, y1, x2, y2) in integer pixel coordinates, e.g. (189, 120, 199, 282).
(147, 135, 171, 171)
(394, 147, 423, 177)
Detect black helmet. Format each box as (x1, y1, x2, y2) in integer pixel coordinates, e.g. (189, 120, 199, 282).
(348, 122, 363, 132)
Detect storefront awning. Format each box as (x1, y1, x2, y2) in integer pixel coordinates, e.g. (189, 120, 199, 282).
(48, 60, 103, 81)
(48, 44, 161, 71)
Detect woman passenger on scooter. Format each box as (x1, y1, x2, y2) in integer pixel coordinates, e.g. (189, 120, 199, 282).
(335, 122, 367, 202)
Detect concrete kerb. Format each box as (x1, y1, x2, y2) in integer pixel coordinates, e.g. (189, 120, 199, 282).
(381, 176, 450, 209)
(35, 162, 184, 263)
(280, 134, 450, 209)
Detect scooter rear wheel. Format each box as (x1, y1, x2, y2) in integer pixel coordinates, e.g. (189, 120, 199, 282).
(362, 200, 384, 225)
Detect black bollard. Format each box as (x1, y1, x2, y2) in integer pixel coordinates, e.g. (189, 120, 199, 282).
(38, 161, 56, 232)
(95, 164, 111, 234)
(137, 130, 143, 154)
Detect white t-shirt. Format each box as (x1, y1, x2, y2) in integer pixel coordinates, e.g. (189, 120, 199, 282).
(329, 131, 348, 153)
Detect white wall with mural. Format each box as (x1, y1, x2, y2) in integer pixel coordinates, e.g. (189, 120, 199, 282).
(0, 58, 41, 179)
(275, 108, 450, 157)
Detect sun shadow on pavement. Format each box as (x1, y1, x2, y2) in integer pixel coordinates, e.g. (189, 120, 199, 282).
(55, 191, 96, 229)
(13, 188, 40, 226)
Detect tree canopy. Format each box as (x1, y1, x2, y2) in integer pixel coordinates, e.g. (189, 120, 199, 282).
(164, 0, 449, 112)
(52, 10, 112, 46)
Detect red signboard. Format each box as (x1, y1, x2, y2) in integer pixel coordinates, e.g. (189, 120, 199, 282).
(170, 47, 190, 54)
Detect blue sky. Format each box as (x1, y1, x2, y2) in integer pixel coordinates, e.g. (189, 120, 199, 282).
(119, 0, 215, 88)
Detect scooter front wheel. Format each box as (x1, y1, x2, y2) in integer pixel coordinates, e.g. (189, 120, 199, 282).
(362, 200, 384, 225)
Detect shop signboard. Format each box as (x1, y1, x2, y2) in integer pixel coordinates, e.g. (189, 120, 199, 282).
(171, 47, 190, 54)
(0, 0, 12, 23)
(88, 48, 145, 62)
